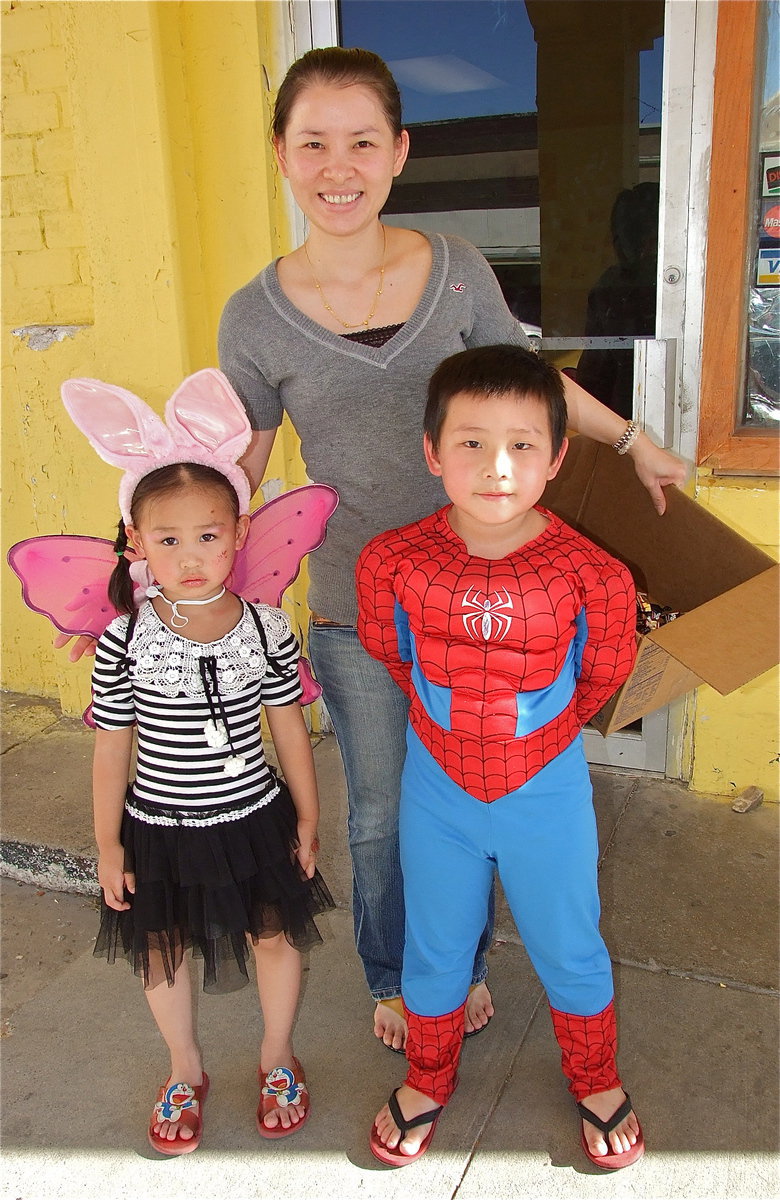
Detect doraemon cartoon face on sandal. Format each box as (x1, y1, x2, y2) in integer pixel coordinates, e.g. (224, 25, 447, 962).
(261, 1066, 306, 1108)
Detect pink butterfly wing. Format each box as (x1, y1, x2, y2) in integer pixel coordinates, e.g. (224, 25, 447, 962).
(9, 484, 338, 711)
(296, 656, 322, 705)
(7, 536, 119, 637)
(229, 484, 339, 606)
(229, 484, 338, 706)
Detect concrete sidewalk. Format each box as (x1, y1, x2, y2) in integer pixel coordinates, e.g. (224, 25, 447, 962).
(1, 690, 778, 1200)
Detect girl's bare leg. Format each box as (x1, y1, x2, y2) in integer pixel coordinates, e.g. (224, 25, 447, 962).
(145, 958, 203, 1144)
(252, 932, 306, 1132)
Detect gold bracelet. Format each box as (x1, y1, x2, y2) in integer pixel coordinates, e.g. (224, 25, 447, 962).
(612, 419, 640, 454)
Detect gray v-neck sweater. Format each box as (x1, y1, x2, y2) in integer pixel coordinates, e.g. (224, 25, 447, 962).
(219, 232, 529, 625)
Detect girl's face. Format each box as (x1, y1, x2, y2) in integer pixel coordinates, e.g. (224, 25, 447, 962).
(274, 82, 409, 237)
(127, 485, 249, 603)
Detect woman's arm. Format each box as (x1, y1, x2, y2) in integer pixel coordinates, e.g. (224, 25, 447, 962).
(239, 427, 279, 498)
(265, 703, 320, 878)
(562, 374, 688, 516)
(93, 725, 135, 910)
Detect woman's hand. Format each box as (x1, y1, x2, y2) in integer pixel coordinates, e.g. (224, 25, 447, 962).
(97, 844, 135, 910)
(628, 433, 690, 516)
(53, 631, 97, 661)
(561, 375, 689, 516)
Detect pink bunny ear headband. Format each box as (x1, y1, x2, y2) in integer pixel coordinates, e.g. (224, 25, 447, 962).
(61, 368, 252, 524)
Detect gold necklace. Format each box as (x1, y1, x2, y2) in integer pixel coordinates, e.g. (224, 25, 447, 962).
(304, 227, 387, 330)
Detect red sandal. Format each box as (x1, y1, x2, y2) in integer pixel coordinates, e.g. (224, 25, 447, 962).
(148, 1073, 209, 1156)
(256, 1058, 310, 1138)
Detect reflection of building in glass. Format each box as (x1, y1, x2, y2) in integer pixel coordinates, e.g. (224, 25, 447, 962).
(383, 114, 661, 344)
(346, 0, 666, 397)
(746, 34, 780, 429)
(576, 183, 660, 419)
(383, 113, 541, 327)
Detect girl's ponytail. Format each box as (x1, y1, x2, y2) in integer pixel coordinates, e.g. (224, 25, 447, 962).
(107, 519, 135, 615)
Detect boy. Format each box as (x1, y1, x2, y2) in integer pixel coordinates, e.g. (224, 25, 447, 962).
(356, 344, 643, 1170)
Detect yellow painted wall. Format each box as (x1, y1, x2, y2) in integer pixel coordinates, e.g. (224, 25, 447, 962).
(690, 473, 779, 803)
(2, 0, 309, 719)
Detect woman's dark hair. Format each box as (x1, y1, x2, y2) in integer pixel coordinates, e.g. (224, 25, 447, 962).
(424, 344, 568, 459)
(107, 463, 239, 615)
(273, 46, 403, 139)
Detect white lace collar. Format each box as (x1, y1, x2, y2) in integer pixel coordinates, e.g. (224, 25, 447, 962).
(127, 600, 291, 698)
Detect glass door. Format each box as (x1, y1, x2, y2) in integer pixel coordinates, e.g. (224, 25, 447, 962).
(297, 0, 705, 773)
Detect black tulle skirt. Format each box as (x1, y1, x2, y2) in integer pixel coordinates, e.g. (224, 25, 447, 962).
(93, 779, 335, 994)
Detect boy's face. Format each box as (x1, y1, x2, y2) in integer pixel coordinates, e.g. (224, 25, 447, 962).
(423, 390, 567, 535)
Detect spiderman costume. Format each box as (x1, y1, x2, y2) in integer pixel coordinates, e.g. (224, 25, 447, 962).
(356, 504, 637, 1106)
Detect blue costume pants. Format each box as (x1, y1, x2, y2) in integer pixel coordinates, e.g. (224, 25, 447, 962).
(400, 729, 614, 1018)
(399, 729, 621, 1104)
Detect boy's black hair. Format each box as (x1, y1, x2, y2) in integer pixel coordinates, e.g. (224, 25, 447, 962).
(425, 344, 567, 457)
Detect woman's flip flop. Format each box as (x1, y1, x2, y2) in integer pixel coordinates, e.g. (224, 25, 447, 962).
(257, 1057, 310, 1138)
(369, 1088, 444, 1166)
(577, 1092, 645, 1170)
(148, 1073, 210, 1156)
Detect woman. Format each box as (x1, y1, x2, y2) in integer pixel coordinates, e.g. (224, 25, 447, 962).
(59, 45, 684, 1049)
(217, 45, 685, 1053)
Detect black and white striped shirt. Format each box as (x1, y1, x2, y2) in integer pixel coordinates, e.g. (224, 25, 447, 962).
(91, 600, 302, 826)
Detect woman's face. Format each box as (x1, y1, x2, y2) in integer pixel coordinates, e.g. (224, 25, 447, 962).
(274, 82, 409, 237)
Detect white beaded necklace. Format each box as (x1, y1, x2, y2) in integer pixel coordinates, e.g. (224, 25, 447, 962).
(146, 584, 226, 628)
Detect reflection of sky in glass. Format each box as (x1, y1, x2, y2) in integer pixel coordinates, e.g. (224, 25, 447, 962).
(639, 37, 663, 125)
(340, 0, 663, 126)
(340, 0, 537, 122)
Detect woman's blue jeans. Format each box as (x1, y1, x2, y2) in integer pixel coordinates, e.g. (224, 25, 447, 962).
(308, 622, 492, 1001)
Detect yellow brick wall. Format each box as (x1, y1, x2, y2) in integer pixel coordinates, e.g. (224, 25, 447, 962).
(2, 0, 304, 720)
(2, 0, 93, 326)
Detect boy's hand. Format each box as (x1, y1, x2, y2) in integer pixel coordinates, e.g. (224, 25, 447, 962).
(97, 845, 135, 910)
(53, 632, 97, 661)
(295, 821, 320, 879)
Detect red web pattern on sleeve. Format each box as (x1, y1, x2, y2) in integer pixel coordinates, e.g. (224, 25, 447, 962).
(571, 547, 636, 728)
(549, 1000, 622, 1101)
(404, 1001, 466, 1106)
(356, 529, 416, 697)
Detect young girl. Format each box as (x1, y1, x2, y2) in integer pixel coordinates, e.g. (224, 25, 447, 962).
(75, 372, 334, 1153)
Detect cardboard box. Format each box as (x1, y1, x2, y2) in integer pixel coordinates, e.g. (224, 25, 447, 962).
(541, 436, 780, 735)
